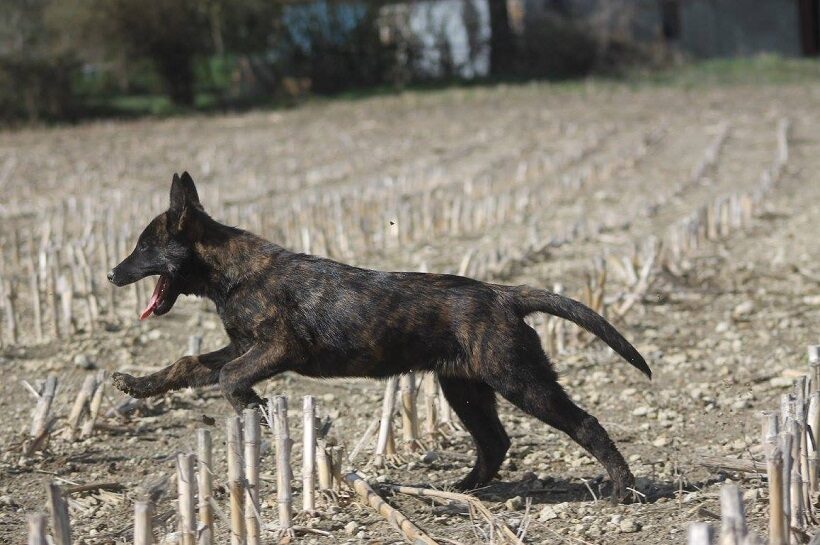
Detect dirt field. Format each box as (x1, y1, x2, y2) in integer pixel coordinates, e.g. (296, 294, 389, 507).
(1, 81, 819, 544)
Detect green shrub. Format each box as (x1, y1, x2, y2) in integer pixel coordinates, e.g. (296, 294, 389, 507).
(0, 55, 78, 122)
(518, 13, 598, 79)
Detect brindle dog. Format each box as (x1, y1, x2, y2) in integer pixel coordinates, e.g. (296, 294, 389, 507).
(109, 172, 651, 499)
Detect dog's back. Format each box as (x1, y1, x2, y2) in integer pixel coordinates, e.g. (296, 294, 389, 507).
(237, 250, 508, 378)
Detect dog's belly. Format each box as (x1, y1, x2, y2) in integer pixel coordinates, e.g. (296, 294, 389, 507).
(295, 338, 459, 379)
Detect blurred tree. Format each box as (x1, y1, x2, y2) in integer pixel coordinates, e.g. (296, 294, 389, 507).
(94, 0, 211, 105)
(278, 0, 395, 95)
(0, 0, 78, 121)
(462, 0, 487, 77)
(487, 0, 515, 75)
(209, 0, 283, 94)
(55, 0, 282, 106)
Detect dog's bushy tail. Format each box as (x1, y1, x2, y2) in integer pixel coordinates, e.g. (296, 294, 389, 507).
(512, 286, 651, 378)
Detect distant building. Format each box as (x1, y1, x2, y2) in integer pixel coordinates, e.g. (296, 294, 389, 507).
(670, 0, 820, 57)
(284, 0, 819, 86)
(281, 0, 491, 79)
(517, 0, 820, 58)
(379, 0, 491, 78)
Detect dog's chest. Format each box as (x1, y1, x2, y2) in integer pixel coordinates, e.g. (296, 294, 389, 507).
(216, 296, 284, 342)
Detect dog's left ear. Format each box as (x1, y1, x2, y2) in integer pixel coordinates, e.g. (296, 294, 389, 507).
(169, 172, 203, 233)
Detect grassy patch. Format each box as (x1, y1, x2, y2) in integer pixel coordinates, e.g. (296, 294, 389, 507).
(623, 54, 820, 87)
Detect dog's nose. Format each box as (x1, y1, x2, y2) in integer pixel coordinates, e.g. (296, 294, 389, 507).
(107, 270, 115, 284)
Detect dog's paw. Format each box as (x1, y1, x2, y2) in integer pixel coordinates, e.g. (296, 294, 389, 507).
(451, 473, 481, 492)
(608, 471, 637, 505)
(111, 372, 139, 396)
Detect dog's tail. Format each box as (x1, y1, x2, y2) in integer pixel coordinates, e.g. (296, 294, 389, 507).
(511, 285, 651, 378)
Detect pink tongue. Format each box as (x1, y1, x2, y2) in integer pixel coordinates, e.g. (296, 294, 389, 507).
(139, 276, 166, 320)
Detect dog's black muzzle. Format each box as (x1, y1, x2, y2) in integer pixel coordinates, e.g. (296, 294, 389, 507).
(108, 255, 155, 287)
(108, 266, 140, 287)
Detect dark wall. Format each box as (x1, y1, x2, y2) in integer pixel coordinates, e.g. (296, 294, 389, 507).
(679, 0, 803, 57)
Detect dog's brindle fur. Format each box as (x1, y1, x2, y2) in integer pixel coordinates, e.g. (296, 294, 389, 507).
(109, 173, 651, 499)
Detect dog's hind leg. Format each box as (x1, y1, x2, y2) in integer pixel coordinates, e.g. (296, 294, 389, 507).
(439, 377, 510, 491)
(112, 344, 236, 398)
(482, 349, 634, 502)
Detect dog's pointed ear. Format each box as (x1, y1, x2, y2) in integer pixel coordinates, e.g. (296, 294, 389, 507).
(169, 172, 203, 234)
(170, 172, 201, 212)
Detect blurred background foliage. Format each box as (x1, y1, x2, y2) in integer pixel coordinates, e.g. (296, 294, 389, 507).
(1, 0, 818, 124)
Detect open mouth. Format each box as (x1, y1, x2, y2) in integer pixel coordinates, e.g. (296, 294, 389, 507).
(139, 274, 170, 320)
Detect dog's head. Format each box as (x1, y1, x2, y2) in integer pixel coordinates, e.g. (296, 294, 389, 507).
(108, 172, 204, 319)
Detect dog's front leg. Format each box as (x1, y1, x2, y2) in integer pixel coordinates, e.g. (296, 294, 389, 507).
(218, 343, 300, 413)
(112, 344, 237, 398)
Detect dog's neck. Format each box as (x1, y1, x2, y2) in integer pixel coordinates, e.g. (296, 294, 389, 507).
(189, 216, 284, 306)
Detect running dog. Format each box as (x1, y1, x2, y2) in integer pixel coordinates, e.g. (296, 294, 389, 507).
(108, 172, 651, 499)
